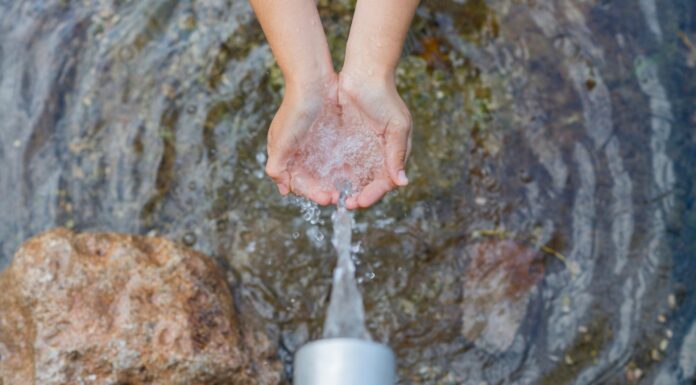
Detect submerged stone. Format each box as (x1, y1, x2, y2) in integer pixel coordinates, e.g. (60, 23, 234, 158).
(461, 239, 544, 353)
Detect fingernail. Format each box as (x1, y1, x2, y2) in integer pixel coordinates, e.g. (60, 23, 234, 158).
(398, 170, 409, 186)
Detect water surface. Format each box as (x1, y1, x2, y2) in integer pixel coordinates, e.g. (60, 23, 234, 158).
(1, 0, 695, 384)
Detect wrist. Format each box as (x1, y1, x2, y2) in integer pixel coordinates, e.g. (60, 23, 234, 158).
(339, 65, 396, 103)
(283, 52, 335, 91)
(341, 53, 396, 87)
(284, 68, 338, 108)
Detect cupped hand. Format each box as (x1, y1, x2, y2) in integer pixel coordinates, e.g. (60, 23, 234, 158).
(265, 71, 412, 209)
(264, 73, 340, 206)
(337, 71, 412, 210)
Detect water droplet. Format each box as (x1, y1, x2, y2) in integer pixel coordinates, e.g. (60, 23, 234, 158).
(186, 105, 197, 114)
(182, 232, 197, 246)
(292, 232, 300, 239)
(314, 232, 325, 241)
(350, 242, 362, 254)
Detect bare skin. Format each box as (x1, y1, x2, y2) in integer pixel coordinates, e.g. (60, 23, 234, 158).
(249, 0, 419, 209)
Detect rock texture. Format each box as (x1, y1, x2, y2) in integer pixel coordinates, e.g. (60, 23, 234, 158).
(461, 239, 544, 353)
(0, 228, 280, 385)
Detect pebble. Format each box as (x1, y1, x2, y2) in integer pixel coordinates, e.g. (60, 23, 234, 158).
(651, 349, 660, 361)
(118, 46, 134, 61)
(182, 232, 197, 246)
(161, 84, 176, 98)
(178, 14, 196, 30)
(633, 368, 643, 380)
(561, 295, 571, 313)
(659, 339, 668, 351)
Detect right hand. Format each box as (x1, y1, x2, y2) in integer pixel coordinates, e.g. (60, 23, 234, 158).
(338, 71, 412, 209)
(264, 72, 340, 206)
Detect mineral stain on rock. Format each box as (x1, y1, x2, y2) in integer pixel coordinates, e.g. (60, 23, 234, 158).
(0, 229, 280, 385)
(461, 239, 545, 353)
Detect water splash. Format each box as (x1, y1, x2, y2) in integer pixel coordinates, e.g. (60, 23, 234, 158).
(323, 188, 371, 340)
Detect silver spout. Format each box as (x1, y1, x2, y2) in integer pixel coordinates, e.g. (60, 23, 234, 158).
(294, 338, 396, 385)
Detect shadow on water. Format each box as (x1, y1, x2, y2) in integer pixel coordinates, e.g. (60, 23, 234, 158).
(1, 0, 695, 384)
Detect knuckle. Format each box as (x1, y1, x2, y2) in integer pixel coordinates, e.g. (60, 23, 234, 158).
(402, 112, 413, 129)
(265, 163, 281, 178)
(389, 123, 407, 135)
(391, 116, 412, 133)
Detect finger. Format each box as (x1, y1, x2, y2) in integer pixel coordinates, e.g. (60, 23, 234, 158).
(290, 171, 333, 206)
(276, 183, 290, 196)
(345, 195, 359, 210)
(265, 149, 291, 193)
(357, 177, 393, 208)
(385, 116, 411, 187)
(330, 190, 341, 206)
(405, 128, 412, 162)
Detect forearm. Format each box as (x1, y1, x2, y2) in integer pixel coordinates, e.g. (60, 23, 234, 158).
(343, 0, 420, 82)
(249, 0, 334, 89)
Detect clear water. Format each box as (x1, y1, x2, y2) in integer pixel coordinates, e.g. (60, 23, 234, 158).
(1, 0, 695, 384)
(323, 190, 371, 340)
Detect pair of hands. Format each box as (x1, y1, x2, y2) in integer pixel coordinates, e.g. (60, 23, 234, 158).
(265, 69, 412, 210)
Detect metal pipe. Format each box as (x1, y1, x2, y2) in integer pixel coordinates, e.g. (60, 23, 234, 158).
(294, 338, 396, 385)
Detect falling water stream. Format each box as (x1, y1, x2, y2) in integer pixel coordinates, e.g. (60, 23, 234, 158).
(323, 189, 371, 341)
(1, 0, 696, 384)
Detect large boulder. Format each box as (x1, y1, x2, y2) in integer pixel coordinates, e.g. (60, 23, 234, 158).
(0, 228, 280, 385)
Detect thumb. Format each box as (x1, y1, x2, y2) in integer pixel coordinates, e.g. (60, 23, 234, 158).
(265, 114, 299, 195)
(265, 154, 291, 195)
(385, 115, 411, 187)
